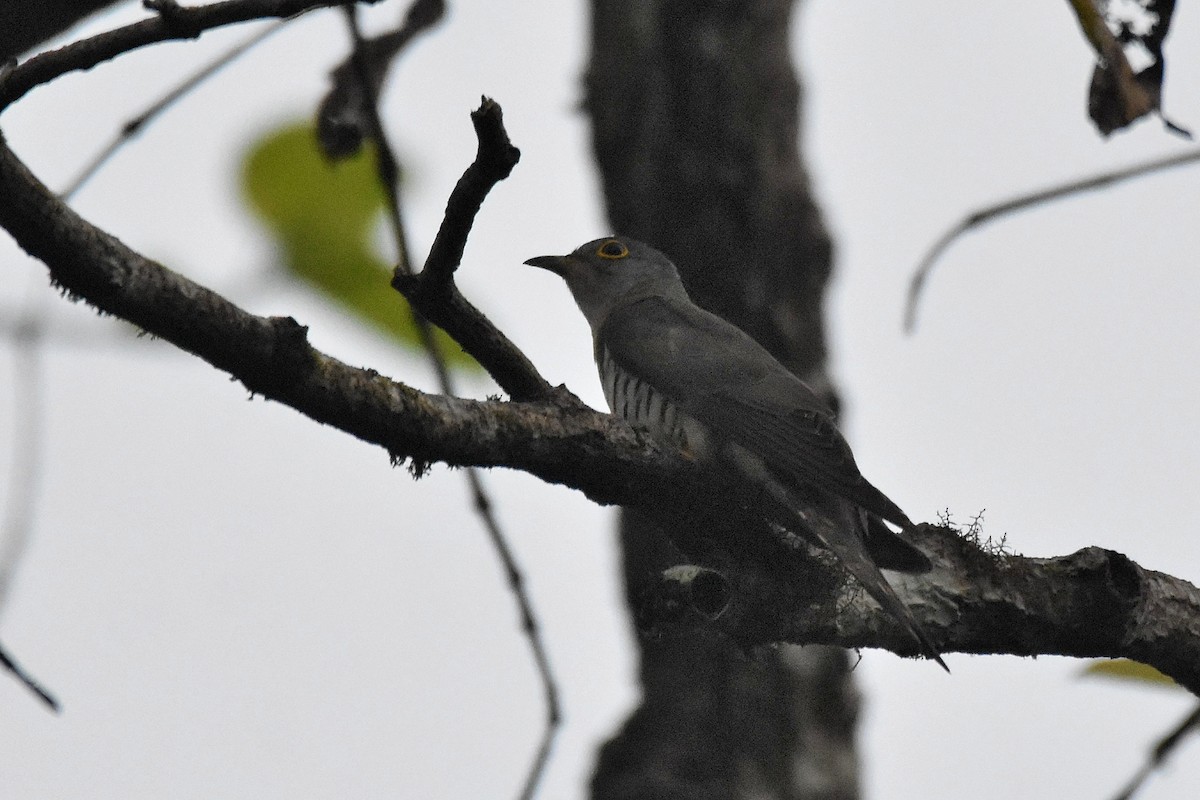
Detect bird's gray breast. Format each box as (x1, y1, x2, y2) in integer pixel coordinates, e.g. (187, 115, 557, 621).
(597, 345, 710, 457)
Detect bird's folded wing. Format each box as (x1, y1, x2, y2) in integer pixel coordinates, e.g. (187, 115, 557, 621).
(700, 392, 912, 528)
(600, 296, 909, 526)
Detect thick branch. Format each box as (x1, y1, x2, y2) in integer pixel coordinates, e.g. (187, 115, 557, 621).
(3, 125, 1200, 690)
(0, 0, 121, 61)
(0, 129, 673, 502)
(0, 0, 377, 114)
(692, 525, 1200, 694)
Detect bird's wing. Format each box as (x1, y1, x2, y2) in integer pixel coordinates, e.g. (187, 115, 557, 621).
(702, 387, 912, 527)
(603, 296, 944, 665)
(599, 296, 911, 527)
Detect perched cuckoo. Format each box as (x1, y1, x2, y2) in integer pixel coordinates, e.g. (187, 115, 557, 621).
(526, 236, 945, 668)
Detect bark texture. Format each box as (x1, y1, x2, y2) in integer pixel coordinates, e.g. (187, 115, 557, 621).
(585, 2, 858, 798)
(0, 0, 120, 61)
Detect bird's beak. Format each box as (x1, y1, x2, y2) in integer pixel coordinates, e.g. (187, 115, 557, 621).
(523, 254, 569, 276)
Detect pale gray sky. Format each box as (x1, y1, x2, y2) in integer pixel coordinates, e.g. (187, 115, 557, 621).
(2, 2, 1200, 798)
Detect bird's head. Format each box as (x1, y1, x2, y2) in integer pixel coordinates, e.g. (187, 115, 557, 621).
(525, 236, 686, 331)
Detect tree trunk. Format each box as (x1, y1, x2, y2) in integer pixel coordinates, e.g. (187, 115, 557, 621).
(586, 2, 861, 798)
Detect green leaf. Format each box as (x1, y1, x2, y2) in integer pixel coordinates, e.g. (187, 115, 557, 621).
(240, 121, 476, 369)
(1083, 659, 1180, 689)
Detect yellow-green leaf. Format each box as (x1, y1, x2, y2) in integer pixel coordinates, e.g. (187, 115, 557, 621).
(1083, 659, 1180, 689)
(240, 121, 475, 368)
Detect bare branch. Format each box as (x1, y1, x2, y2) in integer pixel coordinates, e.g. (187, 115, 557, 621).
(0, 639, 57, 711)
(393, 98, 552, 402)
(317, 0, 445, 159)
(904, 148, 1200, 332)
(0, 0, 374, 114)
(697, 526, 1200, 694)
(4, 121, 1200, 686)
(420, 97, 521, 289)
(0, 0, 122, 62)
(0, 315, 45, 613)
(0, 128, 667, 495)
(1111, 703, 1200, 800)
(464, 466, 562, 800)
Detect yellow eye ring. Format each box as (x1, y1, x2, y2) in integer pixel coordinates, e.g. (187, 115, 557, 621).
(596, 240, 629, 260)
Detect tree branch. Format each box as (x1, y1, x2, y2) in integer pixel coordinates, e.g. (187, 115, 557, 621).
(393, 97, 552, 402)
(3, 121, 1200, 691)
(904, 147, 1200, 333)
(0, 639, 57, 711)
(0, 0, 121, 62)
(0, 0, 377, 114)
(708, 525, 1200, 694)
(0, 128, 666, 494)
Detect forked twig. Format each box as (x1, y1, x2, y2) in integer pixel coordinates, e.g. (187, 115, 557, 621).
(393, 99, 551, 401)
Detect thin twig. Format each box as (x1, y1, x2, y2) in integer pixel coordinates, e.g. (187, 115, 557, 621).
(341, 3, 438, 380)
(60, 18, 291, 200)
(0, 0, 358, 114)
(1111, 703, 1200, 800)
(904, 148, 1200, 333)
(317, 0, 444, 158)
(0, 316, 44, 613)
(0, 639, 58, 711)
(0, 289, 59, 715)
(464, 468, 561, 800)
(341, 7, 560, 800)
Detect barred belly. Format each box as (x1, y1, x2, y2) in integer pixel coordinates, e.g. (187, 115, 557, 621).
(596, 346, 709, 457)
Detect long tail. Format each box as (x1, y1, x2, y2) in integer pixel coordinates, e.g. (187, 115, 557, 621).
(766, 484, 948, 671)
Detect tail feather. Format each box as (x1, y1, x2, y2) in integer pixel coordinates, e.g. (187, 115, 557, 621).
(766, 483, 947, 671)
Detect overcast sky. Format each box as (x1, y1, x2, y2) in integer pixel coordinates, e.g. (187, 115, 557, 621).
(3, 2, 1200, 798)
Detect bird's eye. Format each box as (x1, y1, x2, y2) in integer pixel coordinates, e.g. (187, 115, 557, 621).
(596, 240, 629, 260)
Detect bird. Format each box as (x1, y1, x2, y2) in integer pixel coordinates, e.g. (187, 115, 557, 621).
(525, 236, 946, 669)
